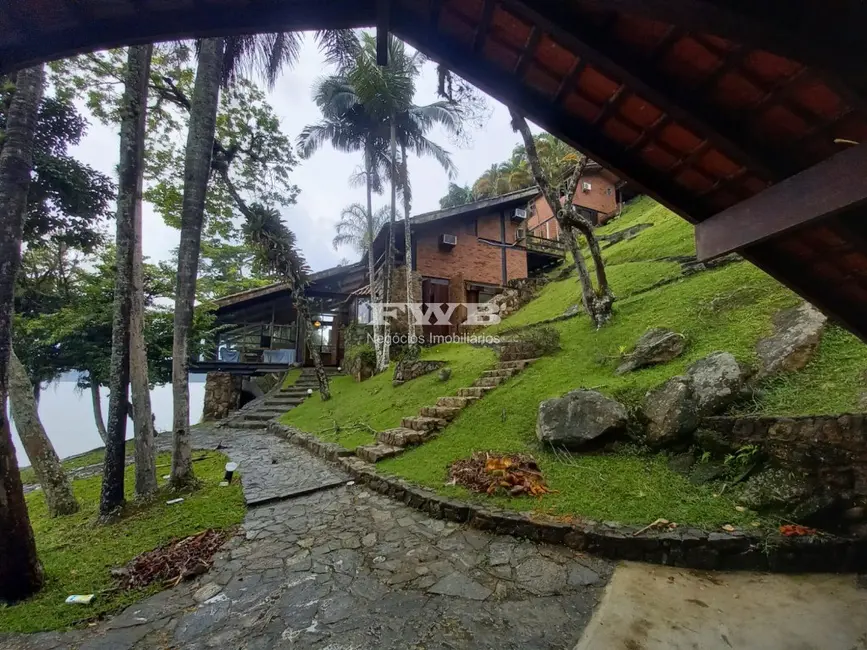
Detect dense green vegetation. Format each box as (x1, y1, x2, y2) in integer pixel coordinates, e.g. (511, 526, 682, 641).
(0, 451, 245, 633)
(289, 196, 867, 528)
(281, 344, 496, 450)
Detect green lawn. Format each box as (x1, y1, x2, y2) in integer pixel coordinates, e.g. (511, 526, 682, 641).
(18, 440, 136, 486)
(0, 451, 245, 633)
(280, 343, 497, 450)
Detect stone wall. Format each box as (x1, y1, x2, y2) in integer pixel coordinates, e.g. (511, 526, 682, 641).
(393, 359, 446, 386)
(202, 372, 242, 421)
(698, 414, 867, 496)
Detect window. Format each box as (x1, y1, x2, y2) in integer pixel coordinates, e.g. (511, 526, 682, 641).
(356, 299, 372, 324)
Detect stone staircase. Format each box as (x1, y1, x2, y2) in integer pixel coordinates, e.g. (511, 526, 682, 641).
(355, 358, 538, 463)
(233, 368, 338, 430)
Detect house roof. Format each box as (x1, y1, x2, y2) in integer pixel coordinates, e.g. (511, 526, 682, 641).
(3, 2, 867, 338)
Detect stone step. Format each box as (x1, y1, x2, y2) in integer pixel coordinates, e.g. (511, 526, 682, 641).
(356, 443, 403, 463)
(376, 427, 427, 447)
(269, 396, 305, 405)
(244, 412, 282, 422)
(256, 407, 292, 416)
(419, 406, 462, 421)
(474, 376, 505, 388)
(497, 358, 538, 370)
(457, 386, 493, 398)
(482, 368, 518, 378)
(234, 420, 268, 430)
(436, 396, 479, 409)
(401, 416, 448, 432)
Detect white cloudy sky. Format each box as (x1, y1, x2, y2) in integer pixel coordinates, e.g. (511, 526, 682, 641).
(69, 33, 537, 273)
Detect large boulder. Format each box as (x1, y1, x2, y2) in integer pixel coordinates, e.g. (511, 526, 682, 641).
(756, 302, 827, 378)
(616, 328, 685, 374)
(686, 352, 748, 415)
(643, 377, 699, 446)
(536, 389, 628, 450)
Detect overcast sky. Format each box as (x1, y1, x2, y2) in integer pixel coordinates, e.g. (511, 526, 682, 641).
(69, 34, 536, 274)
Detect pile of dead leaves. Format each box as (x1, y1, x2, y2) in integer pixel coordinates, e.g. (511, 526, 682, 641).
(779, 524, 819, 537)
(119, 528, 232, 589)
(448, 452, 554, 497)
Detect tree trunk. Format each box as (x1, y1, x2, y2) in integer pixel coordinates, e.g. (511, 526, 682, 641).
(8, 350, 78, 516)
(90, 381, 108, 444)
(171, 38, 224, 489)
(0, 64, 45, 603)
(100, 46, 150, 517)
(365, 142, 384, 370)
(379, 117, 398, 372)
(400, 143, 420, 355)
(126, 45, 158, 500)
(296, 296, 331, 400)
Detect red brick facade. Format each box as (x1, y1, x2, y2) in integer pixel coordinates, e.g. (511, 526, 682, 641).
(526, 169, 619, 239)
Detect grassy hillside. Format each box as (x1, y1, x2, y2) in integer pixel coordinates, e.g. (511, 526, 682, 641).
(286, 197, 867, 528)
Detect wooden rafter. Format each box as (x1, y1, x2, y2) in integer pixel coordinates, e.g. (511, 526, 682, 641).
(473, 0, 497, 53)
(513, 26, 540, 78)
(592, 85, 627, 127)
(429, 0, 442, 27)
(553, 57, 586, 104)
(627, 113, 670, 152)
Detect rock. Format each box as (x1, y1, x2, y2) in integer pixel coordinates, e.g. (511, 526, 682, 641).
(756, 302, 827, 378)
(202, 372, 242, 421)
(393, 359, 446, 385)
(667, 452, 696, 475)
(597, 222, 653, 247)
(735, 467, 813, 513)
(563, 304, 581, 318)
(536, 389, 629, 450)
(438, 367, 452, 382)
(427, 572, 492, 601)
(193, 583, 223, 604)
(686, 352, 748, 415)
(688, 461, 727, 485)
(643, 377, 699, 446)
(514, 557, 567, 595)
(567, 565, 602, 587)
(616, 328, 686, 374)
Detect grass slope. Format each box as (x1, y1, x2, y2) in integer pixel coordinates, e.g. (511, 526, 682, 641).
(18, 440, 136, 486)
(281, 343, 496, 450)
(1, 451, 245, 633)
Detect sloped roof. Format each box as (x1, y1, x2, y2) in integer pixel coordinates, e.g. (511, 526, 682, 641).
(2, 1, 867, 336)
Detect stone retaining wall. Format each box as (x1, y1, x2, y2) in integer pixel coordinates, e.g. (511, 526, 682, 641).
(269, 422, 867, 573)
(699, 414, 867, 496)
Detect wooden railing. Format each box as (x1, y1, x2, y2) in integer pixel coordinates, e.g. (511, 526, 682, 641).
(519, 234, 566, 256)
(204, 322, 297, 363)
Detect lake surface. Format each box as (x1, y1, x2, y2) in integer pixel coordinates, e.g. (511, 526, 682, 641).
(9, 380, 207, 467)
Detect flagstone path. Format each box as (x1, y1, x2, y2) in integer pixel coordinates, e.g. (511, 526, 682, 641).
(1, 425, 612, 650)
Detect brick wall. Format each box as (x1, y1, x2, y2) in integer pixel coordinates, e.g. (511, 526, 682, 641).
(526, 170, 618, 237)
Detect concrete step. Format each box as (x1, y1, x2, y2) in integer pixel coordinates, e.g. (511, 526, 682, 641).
(419, 406, 462, 421)
(482, 368, 518, 378)
(474, 376, 505, 388)
(376, 427, 426, 447)
(497, 358, 538, 370)
(401, 416, 447, 432)
(436, 396, 479, 409)
(356, 443, 403, 463)
(457, 386, 493, 398)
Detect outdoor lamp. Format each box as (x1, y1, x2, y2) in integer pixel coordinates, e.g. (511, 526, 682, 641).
(224, 462, 238, 484)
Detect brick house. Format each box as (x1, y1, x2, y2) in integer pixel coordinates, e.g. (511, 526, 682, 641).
(525, 162, 622, 241)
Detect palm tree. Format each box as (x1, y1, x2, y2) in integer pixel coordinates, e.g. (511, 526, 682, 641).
(333, 203, 391, 255)
(439, 182, 473, 209)
(170, 33, 301, 489)
(0, 63, 46, 602)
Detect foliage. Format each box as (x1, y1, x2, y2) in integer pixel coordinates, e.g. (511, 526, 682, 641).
(281, 343, 496, 450)
(0, 450, 245, 633)
(438, 182, 474, 209)
(333, 203, 393, 255)
(512, 324, 561, 357)
(343, 342, 377, 373)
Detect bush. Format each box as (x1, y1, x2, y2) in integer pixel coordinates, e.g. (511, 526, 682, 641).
(500, 324, 562, 361)
(344, 342, 377, 380)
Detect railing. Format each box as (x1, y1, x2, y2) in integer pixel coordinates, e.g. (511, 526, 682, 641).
(519, 234, 566, 256)
(203, 322, 298, 364)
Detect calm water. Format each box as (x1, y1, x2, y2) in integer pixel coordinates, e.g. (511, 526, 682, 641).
(9, 380, 206, 467)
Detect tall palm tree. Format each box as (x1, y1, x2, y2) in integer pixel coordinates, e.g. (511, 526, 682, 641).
(170, 33, 300, 488)
(0, 63, 46, 602)
(333, 203, 391, 256)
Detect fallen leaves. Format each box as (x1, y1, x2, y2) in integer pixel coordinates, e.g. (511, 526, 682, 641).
(120, 528, 232, 590)
(779, 524, 819, 537)
(448, 452, 554, 497)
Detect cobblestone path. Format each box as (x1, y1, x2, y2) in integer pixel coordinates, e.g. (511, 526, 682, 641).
(2, 427, 612, 650)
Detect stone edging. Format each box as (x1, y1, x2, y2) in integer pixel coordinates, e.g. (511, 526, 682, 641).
(268, 422, 867, 573)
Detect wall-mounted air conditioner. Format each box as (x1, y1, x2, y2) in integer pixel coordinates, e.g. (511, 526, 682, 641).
(582, 181, 592, 192)
(516, 228, 526, 240)
(440, 233, 457, 249)
(512, 207, 528, 222)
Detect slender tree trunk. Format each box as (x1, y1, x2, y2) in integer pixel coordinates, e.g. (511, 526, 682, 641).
(125, 45, 158, 499)
(171, 38, 224, 488)
(400, 143, 420, 355)
(8, 350, 78, 516)
(90, 381, 108, 444)
(379, 117, 398, 371)
(0, 64, 45, 603)
(296, 297, 331, 400)
(32, 382, 40, 404)
(100, 47, 151, 517)
(365, 142, 384, 369)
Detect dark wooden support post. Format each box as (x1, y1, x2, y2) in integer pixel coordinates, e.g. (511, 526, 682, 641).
(695, 142, 867, 260)
(376, 0, 390, 66)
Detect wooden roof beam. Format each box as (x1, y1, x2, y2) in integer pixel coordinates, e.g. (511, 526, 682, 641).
(502, 0, 799, 181)
(553, 58, 587, 104)
(513, 26, 540, 78)
(695, 141, 867, 260)
(473, 0, 497, 53)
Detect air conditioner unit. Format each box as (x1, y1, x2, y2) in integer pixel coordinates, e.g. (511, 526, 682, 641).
(440, 233, 457, 249)
(512, 207, 528, 222)
(582, 181, 592, 192)
(516, 228, 526, 240)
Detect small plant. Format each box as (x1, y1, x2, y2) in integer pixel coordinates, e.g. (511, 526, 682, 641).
(514, 324, 561, 356)
(724, 444, 760, 470)
(700, 450, 712, 464)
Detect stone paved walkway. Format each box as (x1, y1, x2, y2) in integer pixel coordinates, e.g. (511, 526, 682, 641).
(2, 426, 612, 650)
